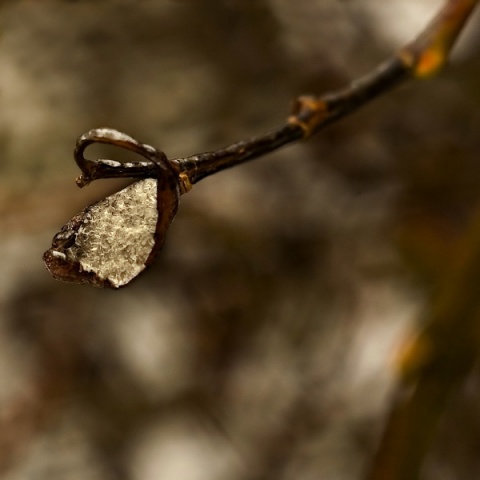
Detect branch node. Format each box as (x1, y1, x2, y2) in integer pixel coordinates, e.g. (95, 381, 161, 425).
(288, 95, 329, 139)
(178, 172, 193, 194)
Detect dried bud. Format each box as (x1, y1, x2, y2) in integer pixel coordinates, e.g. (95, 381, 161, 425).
(44, 178, 178, 288)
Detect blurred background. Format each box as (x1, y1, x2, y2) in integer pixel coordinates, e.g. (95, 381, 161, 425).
(1, 1, 480, 479)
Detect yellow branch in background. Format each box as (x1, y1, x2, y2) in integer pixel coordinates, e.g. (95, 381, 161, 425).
(403, 0, 479, 77)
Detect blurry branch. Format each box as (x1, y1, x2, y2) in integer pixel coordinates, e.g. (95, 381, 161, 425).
(45, 0, 478, 289)
(367, 206, 480, 480)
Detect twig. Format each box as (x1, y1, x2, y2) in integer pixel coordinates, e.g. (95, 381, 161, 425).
(171, 0, 479, 183)
(44, 0, 478, 288)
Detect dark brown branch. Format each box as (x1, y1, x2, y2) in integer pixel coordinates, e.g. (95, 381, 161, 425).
(164, 0, 478, 187)
(170, 123, 303, 184)
(168, 57, 408, 186)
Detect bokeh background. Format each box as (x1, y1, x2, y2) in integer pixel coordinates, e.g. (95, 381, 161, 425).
(1, 1, 480, 479)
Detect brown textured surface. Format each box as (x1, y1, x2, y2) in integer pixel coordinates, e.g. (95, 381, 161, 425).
(1, 1, 480, 479)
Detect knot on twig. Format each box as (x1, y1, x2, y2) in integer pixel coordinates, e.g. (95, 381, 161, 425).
(288, 95, 329, 139)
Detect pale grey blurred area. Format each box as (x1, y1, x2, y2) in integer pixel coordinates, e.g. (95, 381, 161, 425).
(1, 1, 480, 479)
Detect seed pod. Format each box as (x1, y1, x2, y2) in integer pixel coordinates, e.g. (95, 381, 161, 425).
(43, 177, 178, 288)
